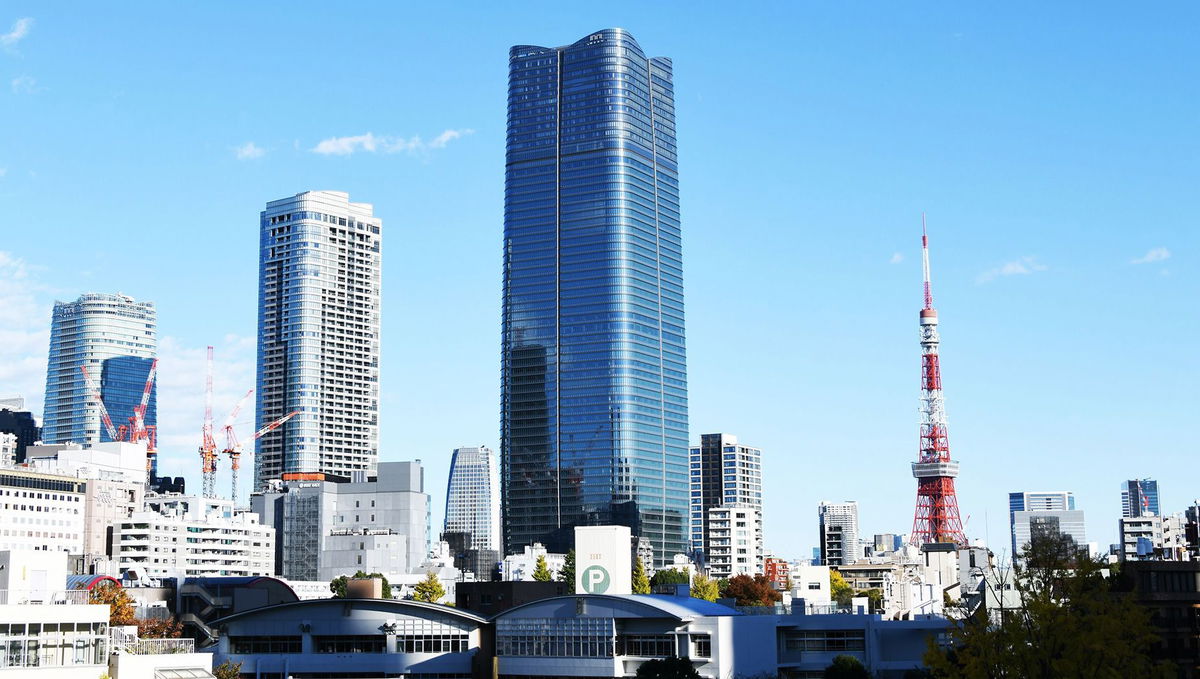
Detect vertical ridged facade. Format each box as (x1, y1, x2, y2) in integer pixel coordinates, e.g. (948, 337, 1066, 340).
(501, 29, 688, 565)
(255, 191, 382, 488)
(42, 293, 157, 446)
(444, 446, 501, 552)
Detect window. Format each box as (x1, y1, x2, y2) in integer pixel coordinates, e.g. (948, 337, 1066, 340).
(617, 634, 674, 657)
(230, 636, 302, 654)
(313, 635, 386, 654)
(496, 618, 614, 658)
(690, 634, 711, 658)
(783, 630, 865, 652)
(396, 634, 469, 653)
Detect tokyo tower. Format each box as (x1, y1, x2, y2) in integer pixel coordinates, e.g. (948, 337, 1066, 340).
(909, 216, 968, 546)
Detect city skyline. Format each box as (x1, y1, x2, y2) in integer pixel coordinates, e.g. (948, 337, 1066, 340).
(1, 4, 1197, 557)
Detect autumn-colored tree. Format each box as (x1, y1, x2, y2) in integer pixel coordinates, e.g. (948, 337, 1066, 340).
(532, 554, 553, 582)
(558, 549, 576, 592)
(722, 574, 782, 607)
(136, 616, 183, 639)
(411, 571, 446, 603)
(213, 660, 242, 679)
(690, 573, 719, 602)
(632, 557, 652, 594)
(924, 532, 1175, 679)
(90, 582, 136, 626)
(829, 569, 854, 606)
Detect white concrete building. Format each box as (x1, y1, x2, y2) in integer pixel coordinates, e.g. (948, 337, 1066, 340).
(1119, 513, 1188, 561)
(0, 467, 87, 553)
(502, 543, 565, 582)
(255, 190, 383, 487)
(23, 441, 148, 558)
(819, 500, 861, 566)
(116, 495, 274, 579)
(790, 563, 832, 607)
(705, 504, 763, 578)
(252, 461, 429, 583)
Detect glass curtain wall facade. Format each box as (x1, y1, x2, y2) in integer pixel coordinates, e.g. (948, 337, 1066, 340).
(1121, 479, 1160, 518)
(41, 293, 157, 446)
(255, 191, 382, 488)
(501, 29, 688, 565)
(444, 446, 502, 552)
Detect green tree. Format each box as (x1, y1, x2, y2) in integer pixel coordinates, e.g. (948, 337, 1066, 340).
(632, 557, 652, 594)
(650, 568, 690, 588)
(723, 574, 783, 607)
(213, 660, 242, 679)
(558, 549, 576, 592)
(532, 554, 553, 582)
(635, 655, 701, 678)
(90, 582, 136, 626)
(824, 654, 871, 679)
(411, 571, 446, 603)
(690, 572, 719, 602)
(924, 532, 1175, 679)
(830, 569, 854, 606)
(329, 570, 392, 599)
(855, 587, 883, 614)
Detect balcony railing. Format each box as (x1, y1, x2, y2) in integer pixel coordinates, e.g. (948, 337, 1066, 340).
(0, 589, 92, 605)
(109, 628, 196, 655)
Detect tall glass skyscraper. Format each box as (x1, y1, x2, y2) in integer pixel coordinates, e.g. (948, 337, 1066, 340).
(444, 446, 501, 552)
(42, 293, 157, 446)
(501, 29, 688, 565)
(255, 191, 382, 488)
(1121, 478, 1160, 518)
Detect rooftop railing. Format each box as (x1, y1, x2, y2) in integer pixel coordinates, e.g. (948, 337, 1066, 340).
(0, 589, 92, 605)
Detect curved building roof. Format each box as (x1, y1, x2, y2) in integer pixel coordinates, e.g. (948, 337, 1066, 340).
(66, 574, 121, 590)
(213, 597, 489, 627)
(495, 594, 742, 621)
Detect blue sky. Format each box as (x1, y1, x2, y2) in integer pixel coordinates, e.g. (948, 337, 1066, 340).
(1, 2, 1196, 559)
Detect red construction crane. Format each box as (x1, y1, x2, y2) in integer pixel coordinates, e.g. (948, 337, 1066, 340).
(232, 410, 299, 499)
(79, 365, 119, 442)
(219, 388, 254, 501)
(128, 359, 159, 473)
(199, 346, 218, 498)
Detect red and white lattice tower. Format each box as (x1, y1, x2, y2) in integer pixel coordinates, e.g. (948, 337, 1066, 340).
(909, 216, 968, 546)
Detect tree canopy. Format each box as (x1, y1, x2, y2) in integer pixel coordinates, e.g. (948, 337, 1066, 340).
(632, 557, 652, 594)
(825, 654, 871, 679)
(136, 616, 183, 639)
(532, 554, 553, 582)
(635, 655, 701, 679)
(329, 570, 393, 599)
(90, 582, 135, 626)
(830, 569, 854, 606)
(722, 574, 782, 607)
(690, 573, 719, 602)
(558, 549, 576, 592)
(650, 568, 690, 588)
(924, 532, 1175, 678)
(412, 571, 446, 603)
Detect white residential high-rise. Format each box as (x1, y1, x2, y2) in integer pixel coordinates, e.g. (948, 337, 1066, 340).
(443, 446, 501, 552)
(689, 433, 763, 563)
(255, 191, 382, 488)
(116, 495, 274, 578)
(41, 293, 157, 447)
(819, 501, 861, 566)
(706, 504, 763, 579)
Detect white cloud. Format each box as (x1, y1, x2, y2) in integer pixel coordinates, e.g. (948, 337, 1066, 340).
(1, 17, 33, 50)
(0, 251, 52, 413)
(0, 167, 7, 178)
(976, 256, 1047, 284)
(10, 75, 36, 94)
(889, 252, 904, 264)
(310, 128, 474, 156)
(234, 141, 265, 160)
(1131, 247, 1170, 265)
